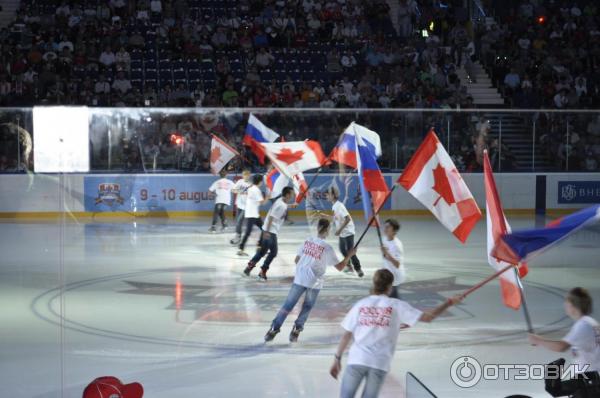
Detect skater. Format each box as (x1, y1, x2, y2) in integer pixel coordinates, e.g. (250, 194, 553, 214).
(328, 186, 363, 277)
(244, 186, 296, 281)
(380, 219, 404, 299)
(265, 218, 357, 343)
(237, 174, 269, 256)
(230, 169, 252, 245)
(330, 269, 463, 398)
(528, 287, 600, 373)
(208, 170, 234, 233)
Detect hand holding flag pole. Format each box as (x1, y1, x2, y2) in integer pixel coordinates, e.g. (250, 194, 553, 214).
(354, 185, 397, 249)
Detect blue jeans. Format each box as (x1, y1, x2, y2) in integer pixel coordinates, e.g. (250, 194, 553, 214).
(340, 365, 387, 398)
(239, 217, 262, 250)
(234, 209, 245, 235)
(250, 232, 278, 270)
(271, 283, 320, 331)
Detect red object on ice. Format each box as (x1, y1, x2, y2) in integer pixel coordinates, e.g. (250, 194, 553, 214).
(83, 376, 143, 398)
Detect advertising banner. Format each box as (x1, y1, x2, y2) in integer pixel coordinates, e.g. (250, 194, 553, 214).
(83, 174, 393, 213)
(558, 181, 600, 204)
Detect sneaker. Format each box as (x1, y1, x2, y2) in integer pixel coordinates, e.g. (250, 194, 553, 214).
(230, 236, 241, 245)
(209, 226, 217, 233)
(284, 219, 294, 226)
(356, 269, 364, 278)
(243, 262, 256, 276)
(289, 325, 302, 342)
(343, 266, 354, 274)
(237, 250, 248, 257)
(257, 269, 267, 281)
(220, 225, 227, 232)
(264, 327, 280, 342)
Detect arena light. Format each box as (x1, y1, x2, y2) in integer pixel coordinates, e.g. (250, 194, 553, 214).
(33, 107, 90, 173)
(170, 133, 184, 146)
(537, 15, 546, 24)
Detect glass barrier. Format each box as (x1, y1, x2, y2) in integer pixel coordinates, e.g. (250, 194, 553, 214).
(2, 107, 600, 174)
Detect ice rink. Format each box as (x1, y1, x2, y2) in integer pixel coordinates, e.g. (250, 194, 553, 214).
(1, 214, 598, 398)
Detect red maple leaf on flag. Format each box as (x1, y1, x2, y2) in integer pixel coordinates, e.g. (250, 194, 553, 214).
(276, 147, 305, 165)
(210, 146, 222, 164)
(432, 163, 456, 206)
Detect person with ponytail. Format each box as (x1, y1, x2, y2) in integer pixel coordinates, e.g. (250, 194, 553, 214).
(264, 218, 357, 343)
(330, 269, 463, 398)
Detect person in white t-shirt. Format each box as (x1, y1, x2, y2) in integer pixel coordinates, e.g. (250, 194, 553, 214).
(244, 186, 296, 281)
(230, 169, 252, 245)
(265, 218, 357, 343)
(529, 287, 600, 373)
(381, 219, 405, 299)
(208, 170, 235, 233)
(237, 174, 270, 256)
(331, 269, 463, 398)
(329, 186, 363, 277)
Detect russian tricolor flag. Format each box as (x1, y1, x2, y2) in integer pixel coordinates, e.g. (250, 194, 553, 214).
(244, 114, 280, 164)
(496, 204, 600, 263)
(331, 122, 388, 221)
(330, 122, 382, 169)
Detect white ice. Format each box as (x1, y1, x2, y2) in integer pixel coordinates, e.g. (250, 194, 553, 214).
(0, 215, 598, 398)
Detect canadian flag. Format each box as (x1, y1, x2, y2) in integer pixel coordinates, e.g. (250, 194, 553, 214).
(260, 140, 326, 179)
(399, 130, 481, 243)
(210, 134, 239, 175)
(292, 172, 309, 204)
(484, 150, 528, 309)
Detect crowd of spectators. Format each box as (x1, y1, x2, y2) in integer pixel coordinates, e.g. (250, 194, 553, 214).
(0, 0, 472, 109)
(0, 0, 598, 173)
(481, 1, 600, 170)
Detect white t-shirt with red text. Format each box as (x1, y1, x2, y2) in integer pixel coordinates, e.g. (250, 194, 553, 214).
(342, 295, 423, 372)
(233, 178, 251, 210)
(244, 185, 264, 218)
(209, 178, 235, 206)
(263, 198, 288, 235)
(332, 200, 355, 238)
(563, 316, 600, 372)
(382, 237, 405, 286)
(293, 237, 340, 289)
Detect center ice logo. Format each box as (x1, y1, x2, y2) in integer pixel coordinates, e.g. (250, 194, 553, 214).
(95, 183, 125, 206)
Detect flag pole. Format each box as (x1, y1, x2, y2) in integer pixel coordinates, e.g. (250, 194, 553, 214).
(514, 268, 535, 333)
(296, 152, 334, 202)
(354, 185, 397, 249)
(456, 265, 535, 333)
(459, 264, 517, 298)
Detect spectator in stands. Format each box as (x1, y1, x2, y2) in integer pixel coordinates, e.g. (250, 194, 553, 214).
(112, 71, 131, 94)
(99, 46, 116, 69)
(255, 48, 275, 69)
(554, 89, 569, 109)
(503, 68, 521, 95)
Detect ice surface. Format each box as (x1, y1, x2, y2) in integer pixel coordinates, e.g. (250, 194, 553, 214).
(0, 215, 598, 397)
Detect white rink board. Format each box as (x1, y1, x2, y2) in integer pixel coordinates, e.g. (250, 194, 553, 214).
(0, 173, 598, 214)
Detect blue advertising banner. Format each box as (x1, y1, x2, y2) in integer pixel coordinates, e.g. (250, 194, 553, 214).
(84, 175, 216, 212)
(558, 181, 600, 204)
(83, 174, 393, 213)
